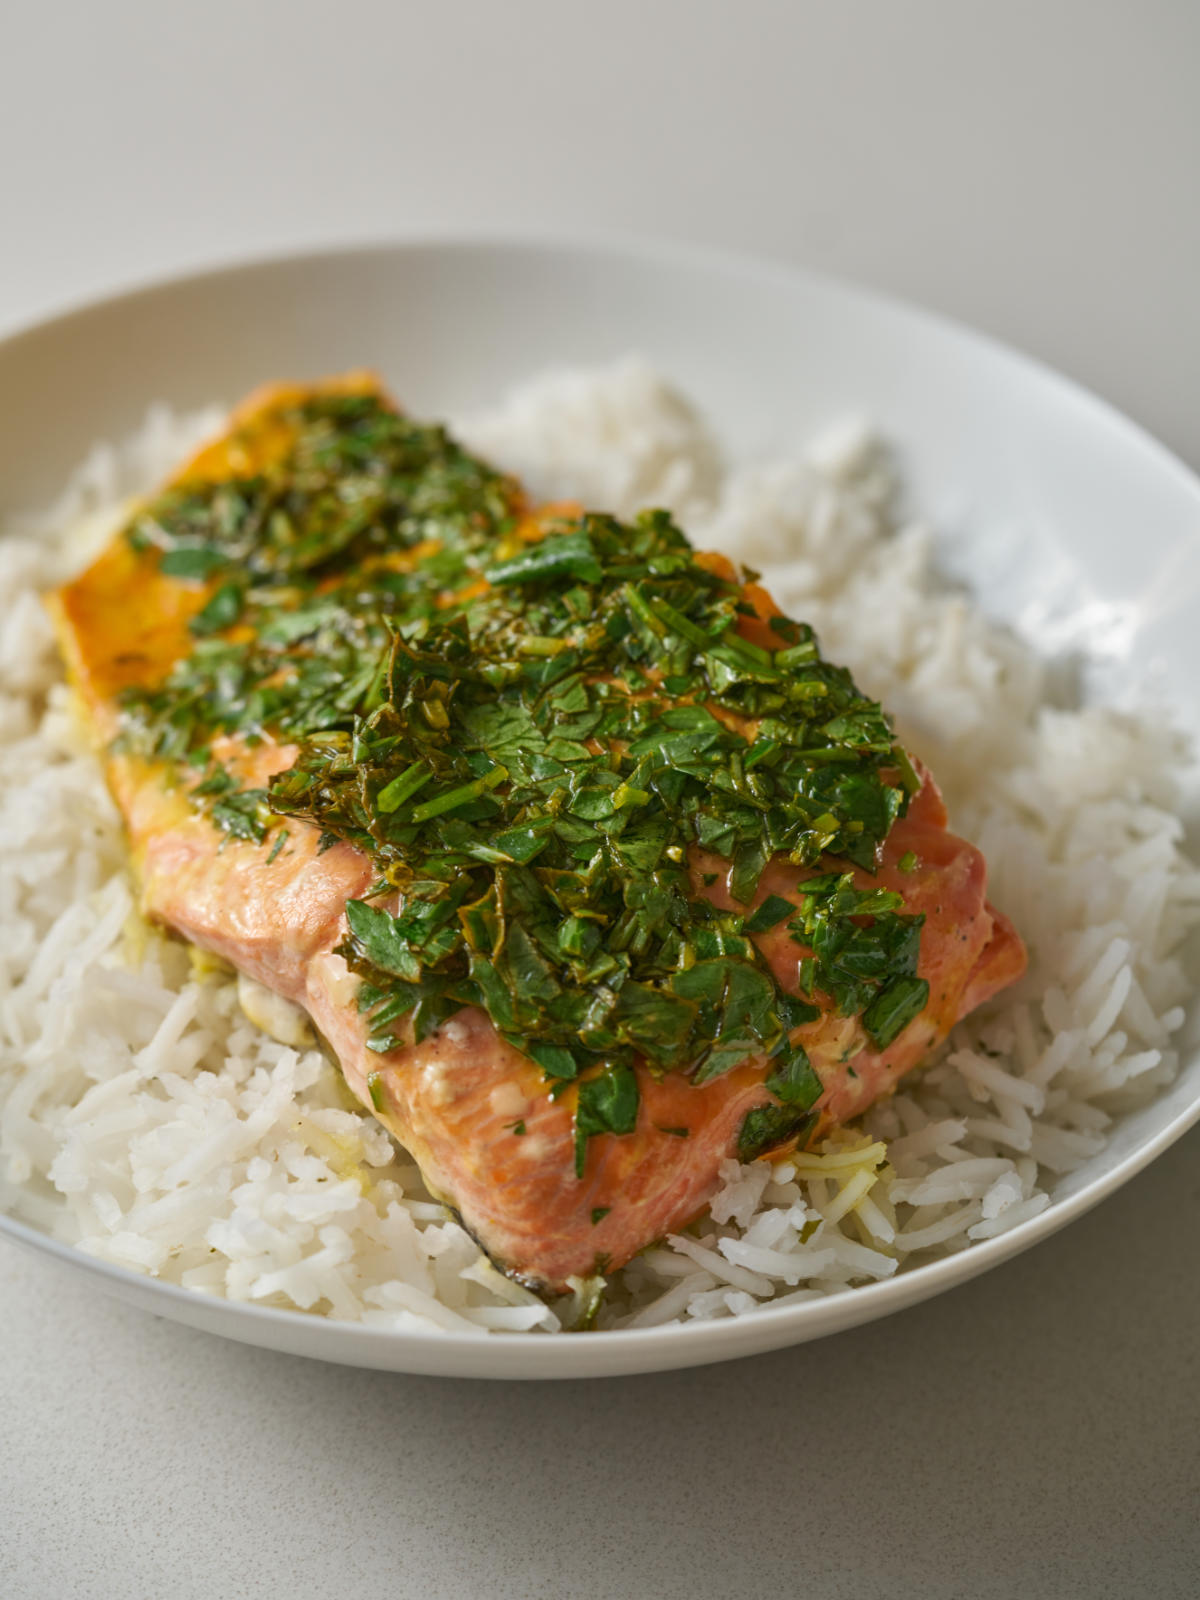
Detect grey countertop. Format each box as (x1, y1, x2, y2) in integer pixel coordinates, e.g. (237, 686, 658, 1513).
(2, 3, 1198, 1595)
(4, 1131, 1198, 1599)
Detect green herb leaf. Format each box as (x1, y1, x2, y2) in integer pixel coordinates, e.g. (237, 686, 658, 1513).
(737, 1106, 818, 1163)
(743, 894, 796, 933)
(408, 763, 507, 825)
(376, 760, 434, 814)
(526, 1040, 580, 1080)
(345, 899, 422, 981)
(764, 1045, 822, 1109)
(160, 545, 227, 580)
(188, 582, 244, 636)
(862, 975, 929, 1049)
(574, 1064, 640, 1178)
(485, 528, 603, 588)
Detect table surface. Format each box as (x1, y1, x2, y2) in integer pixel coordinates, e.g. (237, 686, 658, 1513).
(2, 4, 1198, 1597)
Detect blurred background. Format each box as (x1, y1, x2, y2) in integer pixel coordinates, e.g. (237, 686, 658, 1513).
(2, 0, 1197, 465)
(2, 4, 1197, 1598)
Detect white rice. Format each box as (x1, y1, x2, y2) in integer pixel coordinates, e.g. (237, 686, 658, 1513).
(1, 357, 1197, 1335)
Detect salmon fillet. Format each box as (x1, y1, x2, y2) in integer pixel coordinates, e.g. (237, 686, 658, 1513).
(49, 376, 1026, 1295)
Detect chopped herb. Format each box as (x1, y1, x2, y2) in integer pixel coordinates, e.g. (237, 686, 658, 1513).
(527, 1040, 580, 1080)
(764, 1045, 822, 1109)
(210, 788, 269, 843)
(733, 1038, 824, 1163)
(485, 527, 603, 588)
(367, 1071, 385, 1111)
(190, 763, 237, 797)
(744, 894, 796, 933)
(265, 828, 289, 865)
(114, 390, 928, 1174)
(898, 850, 917, 872)
(376, 760, 433, 815)
(863, 975, 930, 1049)
(737, 1106, 818, 1163)
(787, 873, 925, 1037)
(160, 545, 228, 580)
(188, 582, 243, 636)
(407, 763, 507, 825)
(574, 1064, 640, 1178)
(591, 1207, 610, 1225)
(345, 899, 422, 981)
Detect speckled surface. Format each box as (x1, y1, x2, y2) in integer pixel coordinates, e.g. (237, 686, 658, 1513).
(3, 1127, 1199, 1599)
(3, 4, 1199, 1595)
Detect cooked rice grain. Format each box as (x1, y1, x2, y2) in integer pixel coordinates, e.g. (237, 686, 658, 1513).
(1, 363, 1196, 1334)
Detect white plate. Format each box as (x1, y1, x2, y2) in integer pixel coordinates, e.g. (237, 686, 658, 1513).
(2, 234, 1198, 1379)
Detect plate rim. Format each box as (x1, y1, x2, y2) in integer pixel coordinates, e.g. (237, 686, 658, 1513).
(2, 227, 1199, 1375)
(1, 224, 1196, 495)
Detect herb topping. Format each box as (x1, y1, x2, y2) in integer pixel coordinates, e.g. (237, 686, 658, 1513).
(118, 392, 928, 1171)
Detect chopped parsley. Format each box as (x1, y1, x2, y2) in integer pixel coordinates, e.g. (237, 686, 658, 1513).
(116, 391, 928, 1175)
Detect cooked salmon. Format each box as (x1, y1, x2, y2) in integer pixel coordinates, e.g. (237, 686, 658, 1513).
(49, 376, 1025, 1294)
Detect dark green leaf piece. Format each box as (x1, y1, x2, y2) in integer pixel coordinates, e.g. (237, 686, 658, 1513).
(743, 894, 797, 934)
(737, 1107, 818, 1163)
(189, 582, 243, 636)
(863, 976, 930, 1050)
(574, 1065, 640, 1178)
(160, 545, 227, 580)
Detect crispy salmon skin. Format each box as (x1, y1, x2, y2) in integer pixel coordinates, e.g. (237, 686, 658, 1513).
(48, 376, 1025, 1293)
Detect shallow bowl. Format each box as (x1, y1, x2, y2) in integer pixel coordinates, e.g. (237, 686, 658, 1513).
(2, 234, 1198, 1377)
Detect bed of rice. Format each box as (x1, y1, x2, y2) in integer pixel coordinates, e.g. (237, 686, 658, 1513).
(1, 359, 1197, 1336)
